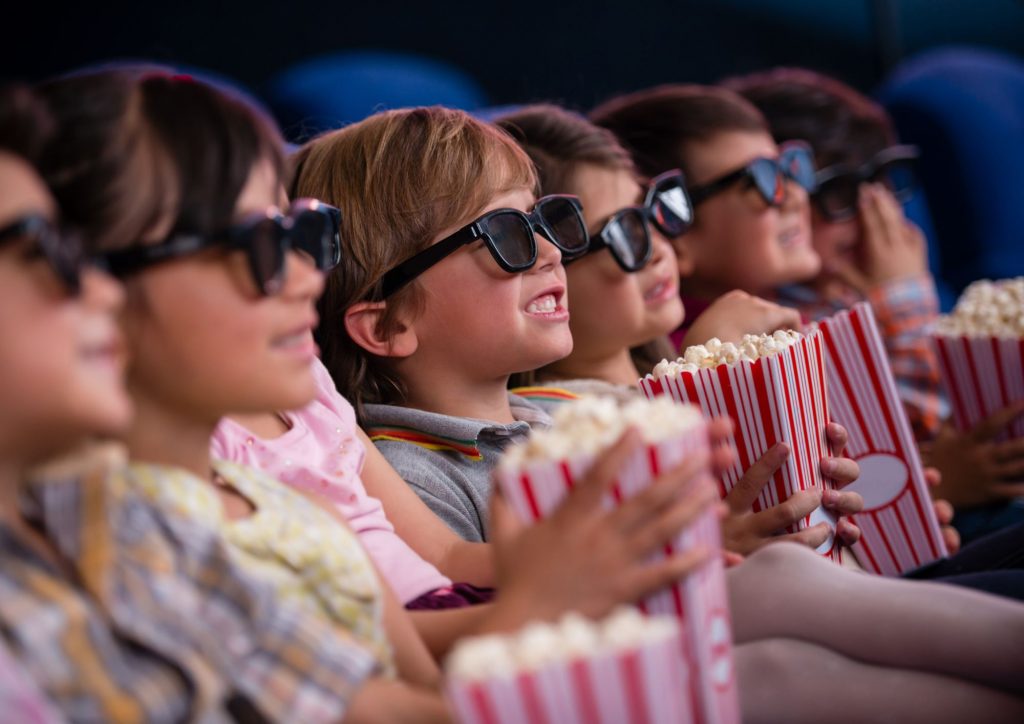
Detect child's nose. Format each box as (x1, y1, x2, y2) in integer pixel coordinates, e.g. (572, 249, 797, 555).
(81, 265, 125, 313)
(283, 250, 326, 300)
(533, 231, 563, 271)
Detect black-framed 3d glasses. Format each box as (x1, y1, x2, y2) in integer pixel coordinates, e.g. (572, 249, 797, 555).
(813, 145, 920, 221)
(0, 214, 86, 295)
(687, 141, 817, 208)
(378, 194, 588, 299)
(97, 198, 341, 296)
(577, 169, 694, 273)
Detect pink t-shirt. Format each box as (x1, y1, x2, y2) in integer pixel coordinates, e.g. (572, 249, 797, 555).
(211, 358, 451, 604)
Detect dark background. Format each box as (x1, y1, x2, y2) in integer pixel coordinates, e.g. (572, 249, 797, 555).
(4, 0, 1023, 114)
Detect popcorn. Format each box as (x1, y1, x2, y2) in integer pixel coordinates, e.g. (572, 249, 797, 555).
(498, 395, 703, 469)
(445, 608, 712, 724)
(491, 396, 739, 723)
(445, 608, 674, 682)
(641, 327, 840, 562)
(931, 278, 1024, 439)
(935, 277, 1024, 338)
(652, 330, 803, 378)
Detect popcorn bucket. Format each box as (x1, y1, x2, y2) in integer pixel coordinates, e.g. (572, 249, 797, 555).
(819, 303, 948, 576)
(933, 334, 1024, 441)
(639, 329, 839, 561)
(445, 628, 690, 724)
(492, 424, 740, 724)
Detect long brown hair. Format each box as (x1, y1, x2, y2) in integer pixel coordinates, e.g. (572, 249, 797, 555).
(291, 107, 538, 420)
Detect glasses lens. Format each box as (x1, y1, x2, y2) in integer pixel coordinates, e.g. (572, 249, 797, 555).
(875, 159, 917, 202)
(605, 209, 651, 272)
(484, 212, 536, 270)
(814, 175, 860, 220)
(247, 219, 287, 294)
(650, 178, 693, 237)
(780, 146, 817, 192)
(289, 210, 334, 269)
(538, 197, 588, 257)
(35, 222, 83, 295)
(749, 159, 783, 206)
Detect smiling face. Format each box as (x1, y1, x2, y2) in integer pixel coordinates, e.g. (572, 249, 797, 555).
(0, 152, 131, 463)
(678, 130, 820, 298)
(401, 186, 573, 381)
(566, 163, 684, 358)
(122, 158, 325, 423)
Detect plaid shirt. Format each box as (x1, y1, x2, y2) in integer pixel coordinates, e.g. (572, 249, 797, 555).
(2, 459, 379, 723)
(777, 273, 947, 441)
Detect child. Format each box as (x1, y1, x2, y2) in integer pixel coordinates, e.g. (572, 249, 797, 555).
(725, 67, 1024, 542)
(38, 66, 734, 703)
(494, 103, 864, 555)
(590, 84, 821, 352)
(0, 83, 403, 722)
(294, 103, 1024, 718)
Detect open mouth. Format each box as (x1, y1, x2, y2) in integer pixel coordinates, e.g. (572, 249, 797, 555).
(80, 333, 125, 371)
(643, 276, 678, 305)
(525, 287, 568, 320)
(272, 317, 319, 356)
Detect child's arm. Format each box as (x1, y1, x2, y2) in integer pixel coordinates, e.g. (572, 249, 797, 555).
(358, 427, 494, 586)
(342, 679, 451, 723)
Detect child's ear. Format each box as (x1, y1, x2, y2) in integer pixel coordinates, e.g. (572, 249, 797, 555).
(344, 301, 418, 359)
(671, 234, 698, 279)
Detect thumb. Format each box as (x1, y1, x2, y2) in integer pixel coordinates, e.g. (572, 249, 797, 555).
(728, 443, 788, 512)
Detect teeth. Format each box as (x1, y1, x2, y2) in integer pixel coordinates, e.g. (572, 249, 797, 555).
(276, 331, 307, 347)
(527, 294, 557, 314)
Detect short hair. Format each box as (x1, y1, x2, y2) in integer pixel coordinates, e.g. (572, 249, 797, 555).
(723, 67, 896, 168)
(37, 65, 286, 253)
(589, 84, 768, 180)
(291, 107, 538, 418)
(494, 104, 635, 193)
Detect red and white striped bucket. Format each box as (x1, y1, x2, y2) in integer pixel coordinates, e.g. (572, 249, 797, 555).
(639, 330, 839, 561)
(933, 334, 1024, 441)
(445, 627, 690, 724)
(492, 424, 740, 724)
(819, 303, 948, 576)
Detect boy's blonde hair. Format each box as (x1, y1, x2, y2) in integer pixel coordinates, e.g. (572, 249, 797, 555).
(292, 107, 539, 419)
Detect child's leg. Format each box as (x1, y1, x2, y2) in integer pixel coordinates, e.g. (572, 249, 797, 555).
(736, 638, 1024, 724)
(728, 543, 1024, 694)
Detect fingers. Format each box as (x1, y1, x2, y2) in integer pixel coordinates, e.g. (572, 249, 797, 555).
(836, 518, 861, 545)
(990, 436, 1024, 464)
(923, 466, 942, 488)
(970, 401, 1024, 443)
(821, 456, 860, 487)
(727, 443, 789, 513)
(775, 522, 832, 549)
(626, 546, 712, 598)
(608, 450, 710, 533)
(562, 427, 643, 515)
(871, 184, 905, 243)
(933, 498, 955, 526)
(858, 183, 887, 251)
(823, 487, 863, 516)
(825, 422, 849, 455)
(626, 480, 719, 557)
(942, 526, 962, 555)
(753, 488, 822, 534)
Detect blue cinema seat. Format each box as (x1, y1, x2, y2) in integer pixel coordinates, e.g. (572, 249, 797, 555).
(877, 47, 1024, 305)
(267, 51, 487, 141)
